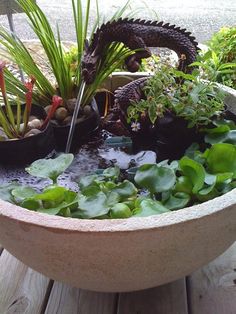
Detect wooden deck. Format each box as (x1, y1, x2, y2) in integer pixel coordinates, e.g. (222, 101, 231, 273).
(0, 242, 236, 314)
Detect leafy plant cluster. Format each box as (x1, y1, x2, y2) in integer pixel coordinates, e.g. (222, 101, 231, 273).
(3, 122, 236, 219)
(127, 65, 225, 128)
(0, 0, 134, 107)
(195, 26, 236, 88)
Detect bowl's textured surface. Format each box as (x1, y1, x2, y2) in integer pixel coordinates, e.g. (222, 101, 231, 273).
(0, 190, 236, 292)
(0, 85, 236, 292)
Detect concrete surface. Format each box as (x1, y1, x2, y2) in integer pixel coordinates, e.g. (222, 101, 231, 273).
(0, 0, 235, 43)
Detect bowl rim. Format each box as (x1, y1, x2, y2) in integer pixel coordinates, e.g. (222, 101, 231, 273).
(0, 188, 235, 233)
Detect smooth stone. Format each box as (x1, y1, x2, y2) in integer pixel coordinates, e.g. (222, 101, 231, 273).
(55, 107, 69, 121)
(66, 98, 77, 113)
(83, 105, 92, 116)
(27, 119, 42, 130)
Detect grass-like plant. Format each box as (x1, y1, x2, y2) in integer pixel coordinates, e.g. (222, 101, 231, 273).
(0, 0, 135, 107)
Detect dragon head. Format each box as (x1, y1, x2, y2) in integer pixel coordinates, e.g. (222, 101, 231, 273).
(81, 54, 98, 84)
(81, 40, 100, 84)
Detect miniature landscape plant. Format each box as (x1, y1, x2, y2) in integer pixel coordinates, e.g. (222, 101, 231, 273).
(0, 0, 135, 110)
(127, 64, 225, 129)
(194, 26, 236, 89)
(0, 61, 61, 140)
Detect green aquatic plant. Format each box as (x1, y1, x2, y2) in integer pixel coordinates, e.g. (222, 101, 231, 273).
(2, 131, 236, 219)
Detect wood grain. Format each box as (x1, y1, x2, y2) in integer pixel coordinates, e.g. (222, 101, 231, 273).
(45, 282, 118, 314)
(117, 279, 188, 314)
(187, 242, 236, 314)
(0, 250, 50, 314)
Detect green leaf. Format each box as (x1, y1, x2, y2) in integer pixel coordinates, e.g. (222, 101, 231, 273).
(110, 203, 132, 218)
(174, 176, 193, 194)
(179, 157, 205, 193)
(111, 180, 137, 201)
(196, 185, 219, 202)
(78, 175, 99, 191)
(133, 199, 169, 217)
(134, 164, 176, 194)
(0, 183, 20, 202)
(81, 184, 101, 197)
(26, 154, 74, 183)
(206, 143, 236, 175)
(216, 172, 233, 183)
(103, 166, 120, 179)
(75, 192, 109, 219)
(21, 198, 41, 211)
(35, 186, 67, 204)
(38, 191, 78, 215)
(12, 186, 36, 201)
(204, 125, 230, 134)
(148, 102, 157, 124)
(163, 192, 190, 211)
(106, 191, 120, 207)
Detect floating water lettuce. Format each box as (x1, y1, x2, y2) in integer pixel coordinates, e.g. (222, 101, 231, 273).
(2, 138, 236, 220)
(26, 153, 74, 183)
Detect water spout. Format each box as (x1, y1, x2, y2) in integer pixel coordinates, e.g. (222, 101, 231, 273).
(65, 81, 86, 153)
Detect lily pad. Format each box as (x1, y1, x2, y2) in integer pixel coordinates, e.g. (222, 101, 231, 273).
(135, 164, 176, 194)
(26, 153, 74, 183)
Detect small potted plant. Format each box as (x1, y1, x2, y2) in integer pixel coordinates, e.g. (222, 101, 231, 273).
(0, 0, 135, 151)
(0, 61, 60, 164)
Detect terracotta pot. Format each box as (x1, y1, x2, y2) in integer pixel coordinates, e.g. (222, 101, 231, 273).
(0, 104, 55, 165)
(0, 86, 235, 292)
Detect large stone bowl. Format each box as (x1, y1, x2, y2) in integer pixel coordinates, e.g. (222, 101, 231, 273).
(0, 86, 235, 293)
(0, 191, 236, 292)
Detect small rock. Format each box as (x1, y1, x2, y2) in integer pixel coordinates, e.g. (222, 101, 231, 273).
(28, 115, 38, 121)
(61, 115, 72, 126)
(44, 105, 52, 115)
(83, 105, 92, 116)
(76, 117, 85, 124)
(66, 98, 77, 113)
(0, 128, 8, 141)
(24, 129, 42, 137)
(28, 119, 43, 130)
(55, 107, 68, 121)
(19, 123, 25, 133)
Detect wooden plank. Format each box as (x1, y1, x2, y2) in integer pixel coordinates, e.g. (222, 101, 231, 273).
(117, 279, 188, 314)
(187, 242, 236, 314)
(0, 250, 51, 313)
(45, 282, 118, 314)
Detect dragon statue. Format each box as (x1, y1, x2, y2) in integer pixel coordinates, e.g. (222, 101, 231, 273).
(82, 18, 198, 83)
(81, 18, 200, 153)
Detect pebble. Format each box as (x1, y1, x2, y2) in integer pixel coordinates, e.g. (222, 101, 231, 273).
(28, 119, 43, 130)
(83, 105, 92, 116)
(24, 128, 42, 137)
(55, 107, 69, 121)
(66, 98, 77, 113)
